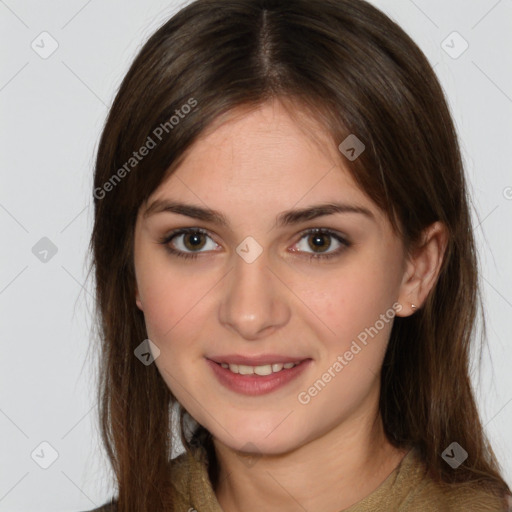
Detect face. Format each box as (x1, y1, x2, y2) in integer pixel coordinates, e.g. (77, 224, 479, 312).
(133, 99, 410, 455)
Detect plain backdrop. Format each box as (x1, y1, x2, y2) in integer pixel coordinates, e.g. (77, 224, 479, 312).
(1, 0, 511, 510)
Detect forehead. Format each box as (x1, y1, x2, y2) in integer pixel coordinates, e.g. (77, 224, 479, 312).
(143, 100, 382, 225)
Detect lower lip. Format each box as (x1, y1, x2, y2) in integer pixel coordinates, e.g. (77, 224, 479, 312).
(206, 358, 312, 396)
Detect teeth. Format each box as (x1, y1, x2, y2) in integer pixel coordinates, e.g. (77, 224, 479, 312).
(238, 364, 254, 375)
(220, 361, 301, 375)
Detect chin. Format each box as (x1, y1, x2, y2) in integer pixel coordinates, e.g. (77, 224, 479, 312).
(211, 420, 303, 456)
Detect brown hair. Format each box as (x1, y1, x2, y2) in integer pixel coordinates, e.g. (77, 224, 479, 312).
(87, 0, 511, 510)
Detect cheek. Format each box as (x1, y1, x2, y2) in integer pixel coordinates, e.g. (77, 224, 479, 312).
(139, 270, 209, 397)
(137, 270, 175, 339)
(136, 249, 194, 330)
(137, 263, 217, 362)
(301, 261, 396, 330)
(295, 255, 399, 369)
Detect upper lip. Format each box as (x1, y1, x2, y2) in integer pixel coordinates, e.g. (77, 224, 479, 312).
(208, 354, 310, 366)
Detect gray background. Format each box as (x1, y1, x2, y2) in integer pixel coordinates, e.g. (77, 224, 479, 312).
(1, 0, 511, 510)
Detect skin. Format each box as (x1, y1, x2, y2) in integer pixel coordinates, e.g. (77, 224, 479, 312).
(133, 98, 448, 512)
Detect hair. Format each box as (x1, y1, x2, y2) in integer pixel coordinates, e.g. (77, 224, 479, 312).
(87, 0, 511, 510)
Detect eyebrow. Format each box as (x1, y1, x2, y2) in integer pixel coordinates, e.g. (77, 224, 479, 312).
(143, 199, 375, 228)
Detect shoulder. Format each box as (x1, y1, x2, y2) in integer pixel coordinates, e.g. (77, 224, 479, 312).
(77, 450, 206, 512)
(412, 480, 509, 511)
(347, 446, 509, 512)
(395, 448, 509, 511)
(408, 482, 509, 512)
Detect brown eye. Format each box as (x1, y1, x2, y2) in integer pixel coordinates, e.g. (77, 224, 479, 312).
(291, 228, 350, 261)
(307, 233, 332, 253)
(159, 228, 218, 260)
(182, 232, 207, 251)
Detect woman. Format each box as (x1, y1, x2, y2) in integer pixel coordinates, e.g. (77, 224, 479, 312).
(87, 0, 512, 510)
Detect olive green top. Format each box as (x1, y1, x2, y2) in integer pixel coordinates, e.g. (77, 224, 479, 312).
(88, 444, 509, 511)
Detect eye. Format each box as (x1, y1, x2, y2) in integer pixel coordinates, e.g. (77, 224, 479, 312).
(158, 228, 219, 260)
(291, 228, 350, 261)
(158, 227, 351, 261)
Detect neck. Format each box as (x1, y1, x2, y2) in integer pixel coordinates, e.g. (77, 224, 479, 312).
(212, 403, 407, 512)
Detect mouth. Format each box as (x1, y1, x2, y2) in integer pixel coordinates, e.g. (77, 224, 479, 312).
(206, 356, 312, 396)
(215, 360, 302, 376)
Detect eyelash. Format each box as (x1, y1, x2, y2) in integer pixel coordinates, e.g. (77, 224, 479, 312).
(158, 227, 351, 262)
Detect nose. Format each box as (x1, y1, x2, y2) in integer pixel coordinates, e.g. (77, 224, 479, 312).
(218, 247, 291, 340)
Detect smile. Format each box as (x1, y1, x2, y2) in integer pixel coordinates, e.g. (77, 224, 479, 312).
(219, 361, 300, 375)
(206, 358, 312, 396)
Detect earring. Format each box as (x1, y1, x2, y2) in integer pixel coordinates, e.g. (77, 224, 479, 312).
(411, 304, 417, 309)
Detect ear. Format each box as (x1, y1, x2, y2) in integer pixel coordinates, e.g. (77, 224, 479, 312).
(395, 221, 449, 317)
(135, 284, 144, 311)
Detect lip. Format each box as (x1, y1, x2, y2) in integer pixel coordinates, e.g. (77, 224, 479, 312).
(206, 357, 312, 396)
(207, 354, 308, 365)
